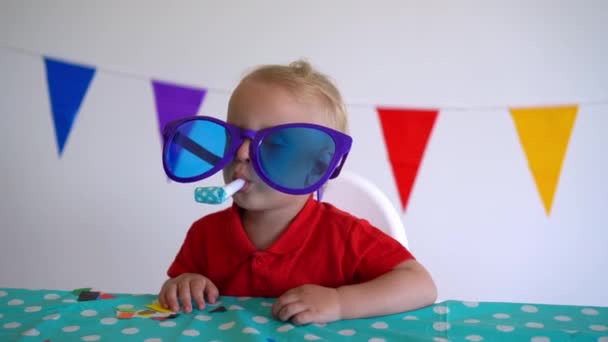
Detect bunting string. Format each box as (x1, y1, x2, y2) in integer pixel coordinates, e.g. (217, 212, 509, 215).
(1, 43, 605, 216)
(3, 44, 607, 111)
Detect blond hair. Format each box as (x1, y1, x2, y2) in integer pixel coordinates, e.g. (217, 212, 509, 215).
(240, 60, 348, 133)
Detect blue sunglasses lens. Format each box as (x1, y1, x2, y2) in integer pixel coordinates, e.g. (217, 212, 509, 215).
(259, 127, 336, 190)
(165, 119, 230, 179)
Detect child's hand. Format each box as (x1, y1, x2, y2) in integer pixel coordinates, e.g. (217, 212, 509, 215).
(158, 273, 219, 313)
(271, 284, 342, 325)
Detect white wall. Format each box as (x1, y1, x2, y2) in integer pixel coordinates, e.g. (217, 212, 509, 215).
(1, 0, 607, 306)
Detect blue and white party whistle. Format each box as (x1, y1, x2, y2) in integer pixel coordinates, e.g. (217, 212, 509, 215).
(194, 179, 246, 204)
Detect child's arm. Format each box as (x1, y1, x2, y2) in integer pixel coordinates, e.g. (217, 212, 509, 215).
(337, 259, 437, 319)
(271, 259, 436, 324)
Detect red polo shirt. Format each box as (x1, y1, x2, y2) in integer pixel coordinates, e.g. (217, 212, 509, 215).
(167, 196, 414, 297)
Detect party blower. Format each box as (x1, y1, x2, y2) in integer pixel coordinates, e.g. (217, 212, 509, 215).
(194, 179, 245, 204)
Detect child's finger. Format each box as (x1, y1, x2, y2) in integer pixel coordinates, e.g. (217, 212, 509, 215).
(278, 301, 307, 322)
(158, 288, 166, 308)
(164, 283, 179, 312)
(190, 280, 206, 310)
(291, 310, 314, 326)
(272, 292, 299, 317)
(204, 280, 219, 304)
(178, 281, 192, 313)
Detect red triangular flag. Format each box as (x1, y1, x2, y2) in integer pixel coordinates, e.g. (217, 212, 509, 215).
(377, 108, 438, 212)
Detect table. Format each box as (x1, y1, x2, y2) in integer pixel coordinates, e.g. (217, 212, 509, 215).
(1, 288, 607, 341)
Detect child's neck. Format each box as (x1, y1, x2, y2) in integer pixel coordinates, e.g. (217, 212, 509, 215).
(240, 197, 309, 251)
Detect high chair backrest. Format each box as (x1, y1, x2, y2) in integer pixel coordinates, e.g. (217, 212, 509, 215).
(322, 171, 409, 248)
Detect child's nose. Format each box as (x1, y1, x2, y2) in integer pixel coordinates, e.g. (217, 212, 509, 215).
(235, 139, 251, 162)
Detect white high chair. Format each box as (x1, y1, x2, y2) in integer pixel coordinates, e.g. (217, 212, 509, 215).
(321, 171, 409, 248)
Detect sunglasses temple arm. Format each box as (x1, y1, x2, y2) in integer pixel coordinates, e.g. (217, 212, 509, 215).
(172, 132, 223, 165)
(316, 187, 325, 201)
(329, 152, 349, 179)
(318, 151, 351, 201)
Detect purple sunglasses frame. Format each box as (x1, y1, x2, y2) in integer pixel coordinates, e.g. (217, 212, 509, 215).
(162, 116, 353, 195)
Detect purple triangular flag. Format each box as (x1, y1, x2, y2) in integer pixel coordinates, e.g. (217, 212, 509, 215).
(44, 57, 96, 156)
(151, 80, 207, 140)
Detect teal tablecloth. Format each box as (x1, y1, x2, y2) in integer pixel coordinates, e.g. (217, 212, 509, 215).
(1, 288, 607, 341)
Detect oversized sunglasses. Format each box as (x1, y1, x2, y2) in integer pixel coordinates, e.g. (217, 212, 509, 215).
(162, 116, 352, 195)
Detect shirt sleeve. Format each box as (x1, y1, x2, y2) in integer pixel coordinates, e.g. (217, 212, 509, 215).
(167, 223, 204, 278)
(346, 219, 415, 283)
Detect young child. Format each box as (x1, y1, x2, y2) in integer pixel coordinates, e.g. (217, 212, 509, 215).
(158, 60, 437, 325)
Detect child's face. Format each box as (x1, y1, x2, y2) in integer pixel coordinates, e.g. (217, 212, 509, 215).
(223, 80, 332, 211)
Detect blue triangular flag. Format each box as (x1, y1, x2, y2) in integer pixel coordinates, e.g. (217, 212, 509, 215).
(44, 57, 96, 156)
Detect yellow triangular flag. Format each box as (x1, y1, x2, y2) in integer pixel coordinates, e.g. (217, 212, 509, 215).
(510, 105, 578, 215)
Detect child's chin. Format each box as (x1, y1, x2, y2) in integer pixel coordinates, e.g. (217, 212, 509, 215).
(232, 193, 266, 211)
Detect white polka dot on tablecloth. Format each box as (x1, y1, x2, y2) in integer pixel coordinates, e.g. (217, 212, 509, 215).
(582, 308, 599, 316)
(3, 322, 21, 329)
(433, 322, 450, 331)
(0, 313, 3, 319)
(228, 305, 244, 310)
(521, 305, 539, 313)
(554, 315, 572, 322)
(339, 329, 357, 336)
(8, 299, 24, 306)
(144, 339, 163, 342)
(277, 324, 294, 332)
(368, 338, 386, 342)
(260, 302, 273, 307)
(465, 335, 484, 341)
(24, 306, 41, 313)
(62, 325, 80, 332)
(21, 328, 40, 336)
(403, 315, 419, 320)
(0, 291, 7, 297)
(433, 338, 448, 342)
(219, 321, 235, 330)
(117, 304, 134, 310)
(493, 313, 510, 319)
(182, 329, 200, 336)
(62, 299, 77, 303)
(462, 301, 479, 307)
(242, 327, 260, 334)
(81, 335, 101, 341)
(43, 313, 61, 320)
(497, 325, 515, 332)
(80, 309, 97, 317)
(100, 317, 117, 325)
(372, 321, 388, 329)
(530, 337, 550, 342)
(44, 293, 60, 300)
(304, 333, 321, 340)
(464, 319, 480, 324)
(563, 329, 578, 334)
(195, 314, 212, 321)
(434, 305, 450, 314)
(122, 327, 139, 335)
(160, 321, 177, 327)
(590, 325, 608, 332)
(526, 322, 544, 328)
(597, 336, 608, 342)
(252, 316, 269, 324)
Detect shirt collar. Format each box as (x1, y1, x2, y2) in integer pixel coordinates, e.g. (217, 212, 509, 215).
(230, 196, 320, 256)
